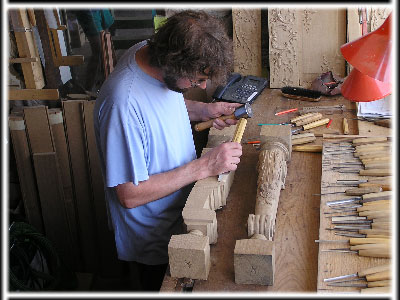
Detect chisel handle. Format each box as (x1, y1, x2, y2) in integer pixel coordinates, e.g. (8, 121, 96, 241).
(358, 182, 391, 191)
(361, 156, 390, 164)
(343, 118, 349, 135)
(303, 118, 330, 130)
(357, 264, 391, 278)
(352, 136, 388, 146)
(374, 119, 391, 128)
(345, 186, 382, 196)
(352, 243, 391, 258)
(367, 280, 391, 288)
(194, 113, 235, 132)
(295, 113, 322, 126)
(359, 229, 390, 236)
(358, 248, 391, 258)
(349, 238, 390, 245)
(357, 204, 390, 212)
(292, 145, 322, 152)
(291, 112, 316, 123)
(359, 168, 392, 176)
(366, 270, 391, 282)
(356, 150, 390, 158)
(361, 286, 391, 293)
(292, 136, 316, 145)
(358, 210, 391, 219)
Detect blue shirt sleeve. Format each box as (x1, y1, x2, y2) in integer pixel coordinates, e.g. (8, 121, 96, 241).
(99, 100, 149, 187)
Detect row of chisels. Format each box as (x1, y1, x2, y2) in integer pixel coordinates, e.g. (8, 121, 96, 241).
(319, 136, 392, 294)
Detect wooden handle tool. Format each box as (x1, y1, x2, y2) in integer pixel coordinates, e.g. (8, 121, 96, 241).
(303, 118, 330, 130)
(343, 118, 349, 134)
(352, 136, 388, 146)
(359, 169, 392, 177)
(345, 186, 382, 196)
(361, 286, 391, 293)
(194, 114, 234, 131)
(294, 113, 322, 126)
(292, 145, 322, 152)
(290, 112, 317, 123)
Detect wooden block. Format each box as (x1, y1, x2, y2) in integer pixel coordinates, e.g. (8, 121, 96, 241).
(182, 208, 217, 244)
(23, 106, 54, 153)
(62, 100, 98, 272)
(32, 152, 76, 268)
(8, 116, 44, 233)
(234, 239, 275, 285)
(168, 233, 210, 280)
(10, 88, 59, 100)
(260, 124, 292, 154)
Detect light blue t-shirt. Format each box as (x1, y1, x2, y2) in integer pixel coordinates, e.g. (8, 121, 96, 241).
(93, 41, 197, 265)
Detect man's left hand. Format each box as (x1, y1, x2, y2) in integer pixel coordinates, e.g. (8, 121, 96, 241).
(204, 102, 243, 130)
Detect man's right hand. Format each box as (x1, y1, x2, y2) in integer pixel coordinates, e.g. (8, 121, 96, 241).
(199, 142, 243, 177)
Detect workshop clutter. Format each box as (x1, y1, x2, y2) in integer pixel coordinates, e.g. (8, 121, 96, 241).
(8, 102, 121, 276)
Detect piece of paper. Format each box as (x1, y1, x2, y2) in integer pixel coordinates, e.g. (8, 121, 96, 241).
(357, 94, 392, 118)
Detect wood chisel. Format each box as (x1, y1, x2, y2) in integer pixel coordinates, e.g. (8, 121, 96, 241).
(292, 145, 322, 152)
(323, 264, 391, 283)
(338, 168, 391, 176)
(327, 280, 390, 288)
(314, 186, 382, 196)
(290, 112, 318, 123)
(293, 113, 322, 126)
(350, 117, 392, 128)
(361, 286, 391, 293)
(321, 242, 391, 258)
(352, 137, 389, 147)
(316, 237, 390, 245)
(291, 118, 330, 134)
(300, 104, 349, 113)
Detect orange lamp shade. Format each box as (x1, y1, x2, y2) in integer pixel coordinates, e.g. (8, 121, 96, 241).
(340, 13, 392, 83)
(341, 67, 391, 102)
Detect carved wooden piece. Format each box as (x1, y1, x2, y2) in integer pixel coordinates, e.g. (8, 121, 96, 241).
(168, 125, 238, 280)
(235, 125, 291, 285)
(232, 9, 262, 76)
(268, 8, 346, 88)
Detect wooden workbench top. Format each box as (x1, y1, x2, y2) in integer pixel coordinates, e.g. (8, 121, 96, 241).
(161, 88, 389, 293)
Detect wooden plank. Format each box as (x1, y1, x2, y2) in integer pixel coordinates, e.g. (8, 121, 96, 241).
(32, 152, 76, 268)
(9, 9, 45, 89)
(9, 88, 60, 100)
(62, 100, 99, 272)
(34, 9, 62, 89)
(316, 141, 391, 292)
(8, 116, 44, 233)
(232, 9, 262, 76)
(23, 106, 54, 154)
(48, 108, 82, 271)
(82, 101, 122, 276)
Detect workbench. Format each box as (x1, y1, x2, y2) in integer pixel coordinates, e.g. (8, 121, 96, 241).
(160, 88, 391, 293)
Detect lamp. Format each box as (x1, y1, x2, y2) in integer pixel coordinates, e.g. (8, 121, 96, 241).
(340, 12, 392, 102)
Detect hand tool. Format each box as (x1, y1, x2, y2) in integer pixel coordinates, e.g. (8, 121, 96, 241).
(257, 122, 291, 126)
(327, 191, 391, 206)
(327, 280, 390, 288)
(360, 286, 391, 293)
(326, 119, 333, 128)
(337, 168, 391, 176)
(217, 117, 247, 182)
(314, 186, 382, 196)
(323, 264, 391, 283)
(350, 117, 392, 128)
(292, 145, 322, 152)
(321, 242, 391, 258)
(293, 113, 322, 126)
(300, 104, 349, 113)
(291, 118, 330, 134)
(316, 237, 390, 245)
(280, 86, 321, 101)
(290, 112, 318, 123)
(194, 103, 252, 131)
(343, 118, 349, 135)
(275, 107, 298, 116)
(352, 136, 389, 146)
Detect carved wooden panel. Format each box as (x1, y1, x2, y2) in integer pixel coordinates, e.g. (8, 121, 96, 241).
(369, 7, 391, 30)
(268, 9, 346, 88)
(232, 9, 262, 76)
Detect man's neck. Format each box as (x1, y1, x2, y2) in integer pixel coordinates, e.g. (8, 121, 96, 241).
(135, 45, 164, 83)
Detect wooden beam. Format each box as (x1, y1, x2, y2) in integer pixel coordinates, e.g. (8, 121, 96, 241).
(32, 152, 77, 268)
(63, 100, 99, 272)
(8, 115, 44, 233)
(9, 88, 59, 100)
(9, 9, 45, 89)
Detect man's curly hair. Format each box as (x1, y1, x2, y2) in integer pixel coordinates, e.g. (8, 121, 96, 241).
(147, 10, 233, 85)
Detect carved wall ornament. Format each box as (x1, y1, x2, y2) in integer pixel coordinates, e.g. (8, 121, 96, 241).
(302, 9, 317, 33)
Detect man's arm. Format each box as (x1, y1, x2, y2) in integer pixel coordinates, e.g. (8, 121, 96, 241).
(184, 99, 242, 129)
(115, 142, 242, 209)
